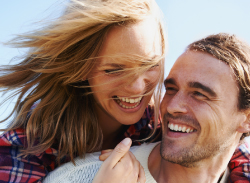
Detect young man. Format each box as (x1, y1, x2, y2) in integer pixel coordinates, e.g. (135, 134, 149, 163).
(44, 33, 250, 183)
(148, 33, 250, 182)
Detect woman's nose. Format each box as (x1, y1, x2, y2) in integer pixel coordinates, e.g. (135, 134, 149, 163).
(123, 74, 147, 95)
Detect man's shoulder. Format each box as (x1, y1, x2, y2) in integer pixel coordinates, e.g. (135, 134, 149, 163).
(228, 141, 250, 182)
(43, 152, 103, 183)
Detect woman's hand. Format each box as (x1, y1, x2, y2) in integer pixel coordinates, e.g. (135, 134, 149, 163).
(92, 138, 146, 183)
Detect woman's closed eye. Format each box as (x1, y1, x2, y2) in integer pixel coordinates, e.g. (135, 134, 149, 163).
(143, 63, 160, 71)
(104, 68, 124, 75)
(150, 63, 159, 69)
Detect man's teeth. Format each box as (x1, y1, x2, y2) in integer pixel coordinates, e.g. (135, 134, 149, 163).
(119, 96, 142, 104)
(168, 123, 194, 133)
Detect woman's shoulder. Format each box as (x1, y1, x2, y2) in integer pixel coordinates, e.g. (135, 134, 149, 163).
(0, 128, 61, 182)
(0, 129, 49, 182)
(0, 128, 26, 147)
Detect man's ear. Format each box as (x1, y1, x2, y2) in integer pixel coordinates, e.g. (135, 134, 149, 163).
(237, 110, 250, 133)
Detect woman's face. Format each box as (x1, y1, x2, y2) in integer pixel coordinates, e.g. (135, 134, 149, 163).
(88, 17, 162, 126)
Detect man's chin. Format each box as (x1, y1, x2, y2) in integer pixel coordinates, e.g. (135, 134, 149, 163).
(160, 147, 197, 168)
(161, 152, 201, 168)
(160, 142, 216, 168)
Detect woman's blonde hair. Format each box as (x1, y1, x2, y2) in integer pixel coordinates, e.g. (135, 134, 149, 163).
(0, 0, 165, 162)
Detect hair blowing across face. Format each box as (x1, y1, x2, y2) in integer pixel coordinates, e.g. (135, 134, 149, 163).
(0, 0, 165, 162)
(187, 33, 250, 139)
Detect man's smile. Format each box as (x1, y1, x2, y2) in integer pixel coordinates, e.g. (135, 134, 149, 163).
(168, 122, 196, 133)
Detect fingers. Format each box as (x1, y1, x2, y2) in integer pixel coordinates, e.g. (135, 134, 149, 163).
(137, 164, 146, 183)
(104, 138, 132, 168)
(115, 151, 141, 183)
(93, 138, 144, 183)
(101, 149, 113, 154)
(99, 151, 112, 161)
(100, 149, 113, 161)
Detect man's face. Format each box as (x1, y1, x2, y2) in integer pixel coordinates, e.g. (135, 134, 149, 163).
(160, 51, 247, 167)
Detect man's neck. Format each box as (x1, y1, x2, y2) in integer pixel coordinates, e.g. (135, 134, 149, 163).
(148, 143, 238, 183)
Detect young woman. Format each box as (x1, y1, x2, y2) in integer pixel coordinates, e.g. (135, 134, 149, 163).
(0, 0, 165, 182)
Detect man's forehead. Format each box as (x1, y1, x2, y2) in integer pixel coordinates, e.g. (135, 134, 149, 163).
(169, 51, 233, 78)
(166, 50, 237, 95)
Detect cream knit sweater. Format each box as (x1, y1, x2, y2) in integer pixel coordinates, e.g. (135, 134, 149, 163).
(43, 142, 159, 183)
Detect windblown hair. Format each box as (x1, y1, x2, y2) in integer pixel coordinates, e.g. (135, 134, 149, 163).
(0, 0, 165, 162)
(187, 33, 250, 139)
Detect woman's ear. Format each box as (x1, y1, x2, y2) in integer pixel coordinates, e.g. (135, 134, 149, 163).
(82, 77, 88, 82)
(84, 70, 94, 82)
(82, 73, 90, 82)
(237, 110, 250, 133)
(82, 74, 88, 81)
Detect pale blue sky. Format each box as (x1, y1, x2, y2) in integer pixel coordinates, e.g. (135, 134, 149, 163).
(1, 0, 250, 126)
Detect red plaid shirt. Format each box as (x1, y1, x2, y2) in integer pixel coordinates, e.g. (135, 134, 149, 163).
(228, 142, 250, 183)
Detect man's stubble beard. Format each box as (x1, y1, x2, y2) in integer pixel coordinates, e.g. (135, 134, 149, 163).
(160, 131, 235, 168)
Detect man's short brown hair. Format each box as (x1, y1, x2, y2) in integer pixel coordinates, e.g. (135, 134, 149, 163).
(187, 33, 250, 139)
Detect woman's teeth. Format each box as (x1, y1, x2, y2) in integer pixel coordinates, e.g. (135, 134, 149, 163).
(120, 96, 142, 103)
(168, 123, 194, 133)
(116, 96, 142, 109)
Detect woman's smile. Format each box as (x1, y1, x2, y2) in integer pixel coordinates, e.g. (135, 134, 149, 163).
(113, 96, 143, 109)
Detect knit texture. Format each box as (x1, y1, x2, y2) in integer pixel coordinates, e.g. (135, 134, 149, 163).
(43, 142, 159, 183)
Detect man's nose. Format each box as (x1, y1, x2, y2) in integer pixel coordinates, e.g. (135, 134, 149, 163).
(161, 91, 188, 115)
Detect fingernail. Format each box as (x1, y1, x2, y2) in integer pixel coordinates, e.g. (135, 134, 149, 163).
(121, 138, 131, 146)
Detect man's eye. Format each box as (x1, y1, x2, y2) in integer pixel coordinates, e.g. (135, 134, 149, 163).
(193, 91, 208, 99)
(165, 87, 177, 94)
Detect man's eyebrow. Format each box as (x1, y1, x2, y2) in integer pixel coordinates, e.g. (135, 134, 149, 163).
(164, 78, 176, 86)
(188, 82, 217, 97)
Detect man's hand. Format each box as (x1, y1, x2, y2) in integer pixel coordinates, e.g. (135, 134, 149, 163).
(93, 138, 146, 183)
